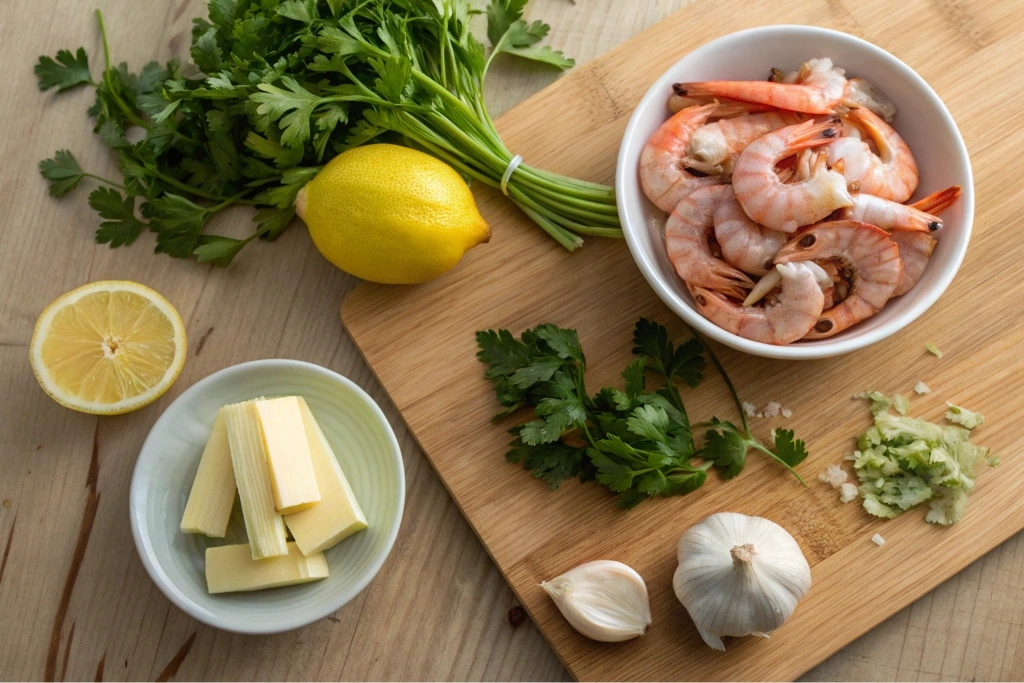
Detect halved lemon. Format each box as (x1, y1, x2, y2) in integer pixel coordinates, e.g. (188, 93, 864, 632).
(29, 281, 187, 414)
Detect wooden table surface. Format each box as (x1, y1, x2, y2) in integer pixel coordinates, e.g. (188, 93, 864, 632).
(1, 0, 1021, 680)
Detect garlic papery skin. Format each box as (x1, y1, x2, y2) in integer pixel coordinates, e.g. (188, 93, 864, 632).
(672, 512, 811, 651)
(540, 560, 652, 642)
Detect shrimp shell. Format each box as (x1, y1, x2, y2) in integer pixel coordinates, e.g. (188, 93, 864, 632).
(828, 107, 918, 202)
(686, 111, 806, 175)
(688, 262, 825, 345)
(640, 103, 727, 212)
(774, 220, 902, 338)
(714, 186, 788, 276)
(891, 231, 937, 296)
(732, 120, 853, 232)
(839, 185, 961, 233)
(665, 185, 755, 299)
(839, 193, 941, 232)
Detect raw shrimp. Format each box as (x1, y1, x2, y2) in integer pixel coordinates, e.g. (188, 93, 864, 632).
(688, 262, 826, 345)
(686, 111, 806, 175)
(732, 120, 852, 232)
(676, 58, 848, 115)
(640, 103, 727, 212)
(773, 220, 902, 338)
(838, 185, 961, 232)
(827, 107, 918, 202)
(891, 231, 936, 296)
(666, 185, 755, 299)
(771, 65, 897, 122)
(883, 186, 960, 294)
(713, 186, 788, 276)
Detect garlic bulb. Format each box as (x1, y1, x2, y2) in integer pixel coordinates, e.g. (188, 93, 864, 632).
(540, 560, 651, 642)
(673, 512, 811, 651)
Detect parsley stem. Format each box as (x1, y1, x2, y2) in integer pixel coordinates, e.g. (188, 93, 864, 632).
(84, 173, 124, 189)
(691, 329, 750, 436)
(749, 440, 807, 485)
(515, 203, 584, 250)
(95, 10, 150, 131)
(143, 166, 238, 202)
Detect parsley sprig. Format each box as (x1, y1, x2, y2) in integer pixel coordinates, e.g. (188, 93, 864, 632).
(477, 318, 808, 508)
(36, 0, 621, 265)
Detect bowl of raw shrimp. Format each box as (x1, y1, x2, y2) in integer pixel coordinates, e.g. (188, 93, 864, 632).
(616, 25, 973, 360)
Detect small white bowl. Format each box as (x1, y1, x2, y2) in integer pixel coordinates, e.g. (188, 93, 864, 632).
(130, 360, 405, 634)
(617, 25, 973, 359)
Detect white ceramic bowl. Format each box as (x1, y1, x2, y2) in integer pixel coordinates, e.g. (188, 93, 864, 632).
(130, 360, 405, 634)
(617, 26, 973, 359)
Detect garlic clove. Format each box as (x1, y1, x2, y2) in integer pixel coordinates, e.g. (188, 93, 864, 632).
(695, 625, 726, 652)
(540, 560, 651, 642)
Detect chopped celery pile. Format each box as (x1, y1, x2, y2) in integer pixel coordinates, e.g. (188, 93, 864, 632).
(852, 393, 994, 525)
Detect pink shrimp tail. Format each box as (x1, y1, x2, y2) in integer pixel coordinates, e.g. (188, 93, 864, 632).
(784, 119, 842, 151)
(909, 185, 962, 215)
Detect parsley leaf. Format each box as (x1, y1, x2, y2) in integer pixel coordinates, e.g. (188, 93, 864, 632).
(252, 77, 322, 148)
(702, 419, 748, 479)
(147, 194, 210, 258)
(88, 187, 145, 247)
(39, 150, 86, 197)
(486, 0, 574, 72)
(633, 317, 704, 388)
(773, 428, 809, 468)
(35, 48, 92, 92)
(506, 437, 586, 490)
(193, 234, 251, 266)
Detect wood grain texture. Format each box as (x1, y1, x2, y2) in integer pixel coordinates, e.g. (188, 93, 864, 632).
(0, 0, 1020, 681)
(343, 0, 1024, 680)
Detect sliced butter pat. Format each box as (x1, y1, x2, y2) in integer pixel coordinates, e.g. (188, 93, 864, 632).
(205, 542, 328, 594)
(285, 398, 368, 556)
(180, 409, 236, 537)
(224, 401, 288, 560)
(255, 396, 321, 514)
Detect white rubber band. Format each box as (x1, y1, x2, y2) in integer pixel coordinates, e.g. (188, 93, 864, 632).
(500, 154, 523, 196)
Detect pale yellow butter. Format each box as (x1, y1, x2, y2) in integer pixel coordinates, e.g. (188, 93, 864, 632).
(205, 542, 328, 594)
(284, 398, 368, 556)
(180, 409, 236, 537)
(255, 396, 321, 514)
(223, 401, 288, 559)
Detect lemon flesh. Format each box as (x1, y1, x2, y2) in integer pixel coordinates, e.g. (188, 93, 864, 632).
(30, 281, 187, 414)
(296, 144, 490, 284)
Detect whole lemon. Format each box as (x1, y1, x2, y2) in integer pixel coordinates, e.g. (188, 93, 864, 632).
(295, 144, 491, 284)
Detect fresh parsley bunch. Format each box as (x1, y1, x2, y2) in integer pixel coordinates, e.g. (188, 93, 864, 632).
(477, 318, 808, 508)
(35, 0, 621, 266)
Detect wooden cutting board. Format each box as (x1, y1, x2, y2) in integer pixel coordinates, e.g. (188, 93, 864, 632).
(342, 0, 1024, 679)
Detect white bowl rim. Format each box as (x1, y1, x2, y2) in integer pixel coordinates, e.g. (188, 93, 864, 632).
(616, 24, 974, 360)
(129, 358, 406, 634)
